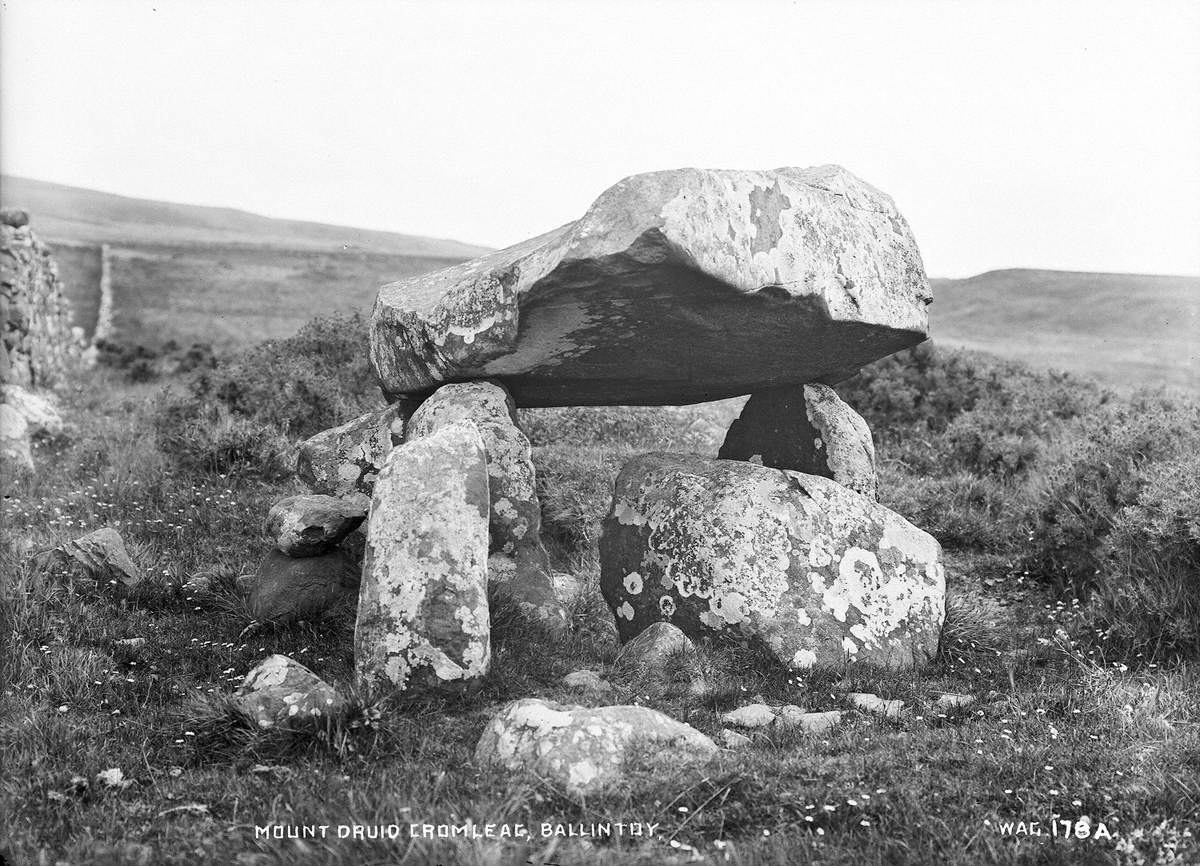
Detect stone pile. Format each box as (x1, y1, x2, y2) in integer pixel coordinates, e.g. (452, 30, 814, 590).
(2, 210, 77, 388)
(236, 165, 946, 775)
(1, 211, 78, 481)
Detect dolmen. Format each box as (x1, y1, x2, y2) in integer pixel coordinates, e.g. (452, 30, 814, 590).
(263, 164, 944, 700)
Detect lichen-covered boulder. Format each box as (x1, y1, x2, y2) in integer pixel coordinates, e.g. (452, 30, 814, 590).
(474, 698, 718, 795)
(719, 384, 877, 499)
(296, 404, 405, 504)
(354, 421, 491, 696)
(407, 381, 565, 629)
(233, 655, 346, 730)
(371, 165, 929, 408)
(599, 453, 945, 669)
(53, 527, 143, 593)
(248, 548, 360, 623)
(265, 494, 367, 557)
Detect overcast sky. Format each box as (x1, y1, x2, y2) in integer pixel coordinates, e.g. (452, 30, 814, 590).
(2, 0, 1198, 277)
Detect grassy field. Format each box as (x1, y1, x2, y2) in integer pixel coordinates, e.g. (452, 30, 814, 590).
(932, 269, 1199, 393)
(3, 336, 1198, 864)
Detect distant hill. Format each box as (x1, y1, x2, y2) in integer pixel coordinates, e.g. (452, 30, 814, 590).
(0, 176, 491, 349)
(0, 175, 491, 258)
(931, 269, 1198, 392)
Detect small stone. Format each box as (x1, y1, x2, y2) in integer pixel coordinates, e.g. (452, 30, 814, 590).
(848, 692, 904, 718)
(248, 548, 359, 623)
(936, 693, 976, 710)
(265, 494, 367, 557)
(561, 670, 613, 694)
(720, 728, 752, 749)
(182, 574, 213, 595)
(115, 638, 147, 649)
(474, 698, 718, 795)
(55, 527, 142, 593)
(793, 710, 844, 734)
(551, 572, 584, 608)
(721, 704, 777, 729)
(614, 621, 695, 677)
(232, 655, 346, 730)
(775, 704, 810, 727)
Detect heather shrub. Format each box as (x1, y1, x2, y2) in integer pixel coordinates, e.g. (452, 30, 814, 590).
(1086, 451, 1200, 658)
(151, 387, 293, 480)
(201, 311, 379, 438)
(1025, 393, 1200, 595)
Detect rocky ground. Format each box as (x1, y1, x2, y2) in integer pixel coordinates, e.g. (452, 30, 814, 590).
(2, 366, 1197, 865)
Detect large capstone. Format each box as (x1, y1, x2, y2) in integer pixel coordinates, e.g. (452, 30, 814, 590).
(371, 165, 929, 408)
(719, 383, 877, 499)
(406, 381, 564, 628)
(296, 404, 405, 504)
(474, 698, 718, 795)
(599, 453, 944, 669)
(354, 421, 491, 696)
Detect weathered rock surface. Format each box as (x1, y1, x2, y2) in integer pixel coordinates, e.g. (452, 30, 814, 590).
(721, 704, 777, 729)
(407, 381, 564, 628)
(936, 692, 976, 710)
(233, 655, 346, 729)
(614, 621, 695, 675)
(719, 384, 877, 499)
(561, 669, 614, 695)
(782, 710, 844, 734)
(720, 728, 752, 749)
(265, 494, 367, 557)
(474, 698, 717, 795)
(848, 692, 904, 718)
(55, 527, 143, 593)
(0, 402, 33, 476)
(599, 453, 945, 669)
(371, 165, 930, 408)
(296, 404, 405, 504)
(248, 548, 360, 623)
(354, 421, 491, 696)
(1, 384, 64, 438)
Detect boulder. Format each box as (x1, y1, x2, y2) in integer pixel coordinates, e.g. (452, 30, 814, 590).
(407, 382, 565, 629)
(354, 421, 491, 696)
(265, 494, 367, 557)
(936, 692, 976, 710)
(296, 404, 405, 504)
(614, 621, 695, 676)
(719, 384, 877, 499)
(248, 548, 360, 623)
(599, 453, 945, 669)
(474, 698, 718, 795)
(233, 655, 346, 729)
(780, 710, 843, 734)
(1, 384, 64, 438)
(371, 165, 929, 408)
(0, 403, 33, 476)
(55, 527, 143, 593)
(720, 728, 752, 749)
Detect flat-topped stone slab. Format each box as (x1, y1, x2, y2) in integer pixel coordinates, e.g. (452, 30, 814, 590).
(371, 165, 930, 407)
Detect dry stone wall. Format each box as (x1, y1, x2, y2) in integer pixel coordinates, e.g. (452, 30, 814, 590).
(1, 210, 78, 387)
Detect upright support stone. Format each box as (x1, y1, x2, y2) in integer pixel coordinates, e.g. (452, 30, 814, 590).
(720, 383, 877, 499)
(354, 421, 491, 696)
(406, 381, 566, 629)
